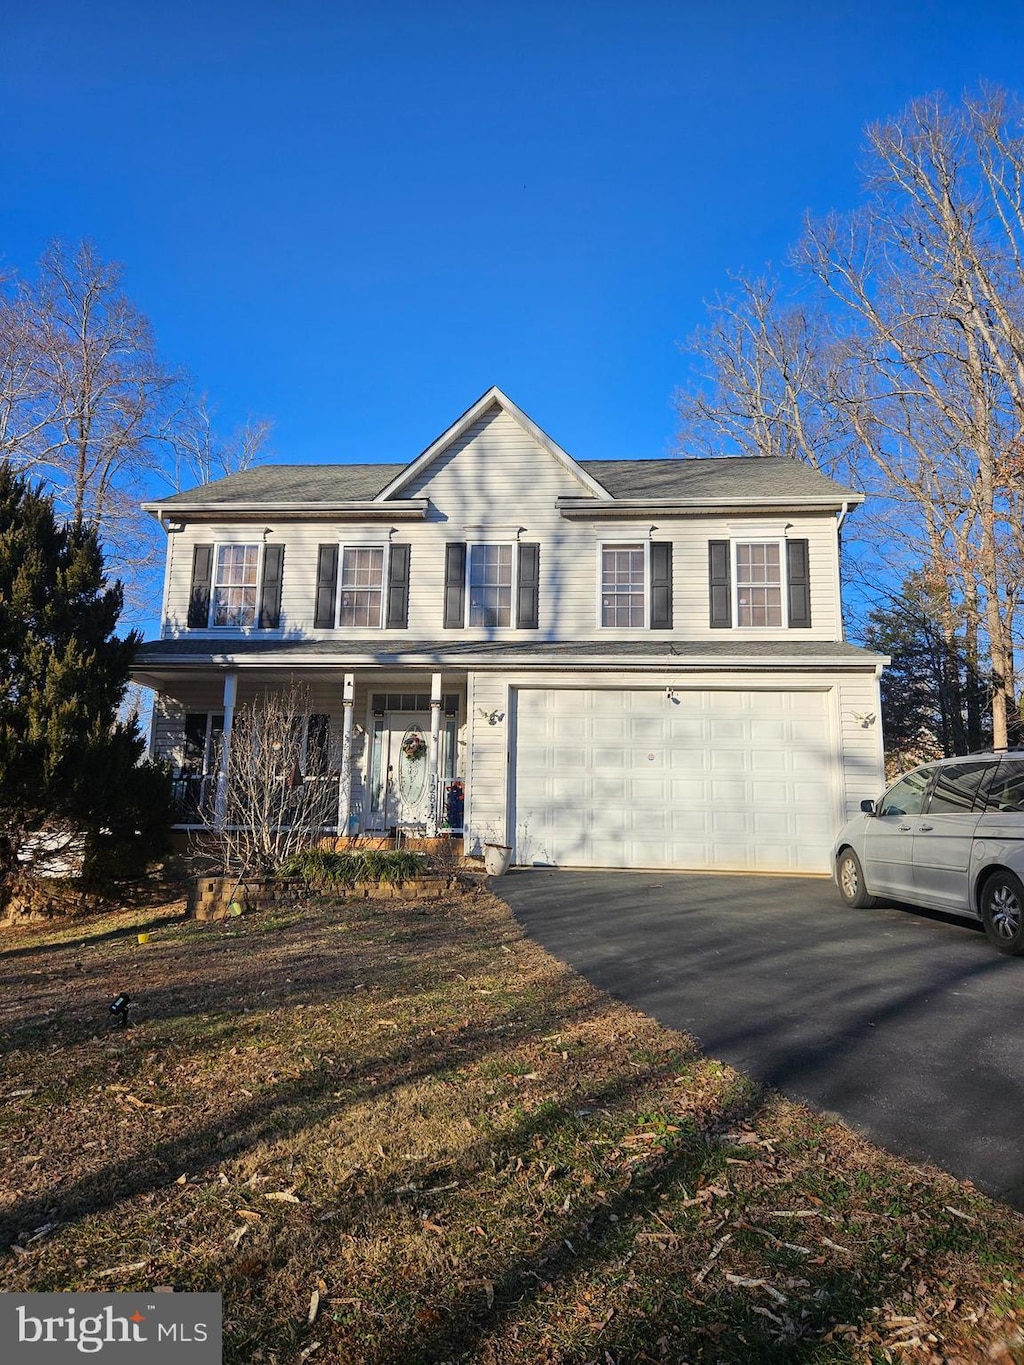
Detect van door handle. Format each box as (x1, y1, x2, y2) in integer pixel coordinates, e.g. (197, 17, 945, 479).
(918, 823, 934, 831)
(898, 823, 913, 831)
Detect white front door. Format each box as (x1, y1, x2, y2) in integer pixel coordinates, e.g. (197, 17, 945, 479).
(386, 712, 432, 827)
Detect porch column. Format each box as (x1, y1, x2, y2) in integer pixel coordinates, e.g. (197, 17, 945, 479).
(214, 670, 238, 829)
(337, 672, 356, 838)
(427, 672, 443, 836)
(146, 688, 162, 760)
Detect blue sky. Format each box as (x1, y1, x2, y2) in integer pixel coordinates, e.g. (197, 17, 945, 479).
(4, 0, 1024, 476)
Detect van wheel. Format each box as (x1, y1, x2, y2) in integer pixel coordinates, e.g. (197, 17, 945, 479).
(980, 871, 1024, 955)
(836, 849, 876, 909)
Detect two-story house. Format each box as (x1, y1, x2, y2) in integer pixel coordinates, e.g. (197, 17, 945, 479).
(133, 387, 886, 874)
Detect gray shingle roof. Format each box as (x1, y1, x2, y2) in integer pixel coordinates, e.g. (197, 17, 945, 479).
(135, 637, 882, 665)
(151, 456, 858, 508)
(154, 464, 404, 506)
(579, 458, 858, 501)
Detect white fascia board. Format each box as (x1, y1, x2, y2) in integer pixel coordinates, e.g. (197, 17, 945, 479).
(556, 494, 866, 518)
(133, 648, 889, 671)
(142, 500, 428, 524)
(374, 387, 614, 501)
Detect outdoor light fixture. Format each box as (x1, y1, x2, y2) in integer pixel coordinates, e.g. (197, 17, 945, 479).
(476, 708, 505, 726)
(108, 993, 132, 1027)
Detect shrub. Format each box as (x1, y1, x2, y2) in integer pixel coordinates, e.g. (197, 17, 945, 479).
(278, 848, 427, 891)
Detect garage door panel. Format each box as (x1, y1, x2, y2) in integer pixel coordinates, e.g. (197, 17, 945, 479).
(513, 688, 836, 873)
(630, 777, 668, 802)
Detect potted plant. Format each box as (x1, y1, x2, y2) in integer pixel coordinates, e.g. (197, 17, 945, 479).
(483, 840, 513, 876)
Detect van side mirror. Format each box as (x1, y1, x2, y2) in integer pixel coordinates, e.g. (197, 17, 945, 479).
(860, 798, 878, 816)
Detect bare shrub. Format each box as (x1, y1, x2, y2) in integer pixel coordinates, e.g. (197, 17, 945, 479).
(199, 685, 341, 877)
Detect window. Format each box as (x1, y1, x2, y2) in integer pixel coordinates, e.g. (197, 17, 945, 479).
(927, 761, 995, 815)
(709, 537, 809, 631)
(601, 544, 646, 627)
(982, 760, 1024, 813)
(183, 713, 224, 775)
(339, 546, 384, 627)
(212, 545, 260, 627)
(468, 544, 513, 627)
(735, 542, 782, 627)
(879, 768, 932, 818)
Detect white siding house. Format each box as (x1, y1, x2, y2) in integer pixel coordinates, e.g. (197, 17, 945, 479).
(135, 387, 886, 875)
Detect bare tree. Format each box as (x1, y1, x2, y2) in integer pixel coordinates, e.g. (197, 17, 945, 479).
(675, 272, 854, 474)
(10, 242, 178, 527)
(799, 91, 1024, 747)
(0, 241, 278, 617)
(201, 686, 340, 878)
(676, 89, 1024, 749)
(167, 390, 273, 489)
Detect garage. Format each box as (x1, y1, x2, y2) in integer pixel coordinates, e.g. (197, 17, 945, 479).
(512, 687, 838, 873)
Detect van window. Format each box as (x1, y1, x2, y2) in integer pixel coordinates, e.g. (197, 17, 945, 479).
(926, 761, 996, 814)
(879, 768, 932, 817)
(982, 760, 1024, 813)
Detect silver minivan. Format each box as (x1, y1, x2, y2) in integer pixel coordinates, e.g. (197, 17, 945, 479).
(833, 754, 1024, 954)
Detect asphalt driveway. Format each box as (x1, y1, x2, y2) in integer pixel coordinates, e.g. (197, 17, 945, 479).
(495, 868, 1024, 1209)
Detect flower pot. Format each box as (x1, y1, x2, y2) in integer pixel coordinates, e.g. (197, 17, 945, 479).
(484, 843, 513, 876)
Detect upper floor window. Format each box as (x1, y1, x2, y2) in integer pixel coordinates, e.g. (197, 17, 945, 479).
(314, 542, 410, 630)
(735, 542, 782, 627)
(213, 545, 260, 627)
(339, 546, 385, 627)
(188, 542, 284, 630)
(708, 537, 810, 630)
(597, 541, 672, 630)
(601, 544, 645, 627)
(442, 541, 540, 630)
(468, 544, 514, 627)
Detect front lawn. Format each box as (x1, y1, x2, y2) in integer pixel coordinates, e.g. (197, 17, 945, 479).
(2, 887, 1023, 1362)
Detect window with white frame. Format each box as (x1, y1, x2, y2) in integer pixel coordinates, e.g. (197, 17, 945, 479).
(468, 544, 513, 627)
(338, 546, 385, 627)
(601, 544, 645, 627)
(735, 542, 783, 627)
(212, 545, 260, 627)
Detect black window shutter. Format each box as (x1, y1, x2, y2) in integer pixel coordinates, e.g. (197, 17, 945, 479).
(787, 539, 812, 628)
(258, 544, 285, 628)
(708, 540, 732, 628)
(649, 542, 673, 630)
(386, 544, 411, 629)
(187, 546, 213, 627)
(516, 542, 540, 629)
(314, 545, 339, 629)
(443, 542, 467, 628)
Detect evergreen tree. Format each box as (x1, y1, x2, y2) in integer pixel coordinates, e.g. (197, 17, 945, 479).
(862, 578, 991, 778)
(0, 464, 171, 897)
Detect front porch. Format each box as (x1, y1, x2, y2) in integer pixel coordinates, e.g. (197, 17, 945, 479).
(147, 667, 469, 841)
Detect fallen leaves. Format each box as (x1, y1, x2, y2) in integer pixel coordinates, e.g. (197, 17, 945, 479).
(694, 1232, 732, 1284)
(264, 1188, 301, 1204)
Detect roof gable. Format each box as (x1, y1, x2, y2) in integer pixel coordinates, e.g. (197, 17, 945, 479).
(374, 387, 612, 501)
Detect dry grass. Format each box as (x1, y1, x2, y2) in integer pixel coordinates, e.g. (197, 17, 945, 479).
(2, 886, 1024, 1363)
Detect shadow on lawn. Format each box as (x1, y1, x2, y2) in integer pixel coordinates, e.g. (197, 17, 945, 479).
(196, 1067, 981, 1365)
(0, 951, 612, 1246)
(2, 898, 1012, 1363)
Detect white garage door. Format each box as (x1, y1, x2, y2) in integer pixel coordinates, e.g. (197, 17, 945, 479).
(513, 688, 837, 873)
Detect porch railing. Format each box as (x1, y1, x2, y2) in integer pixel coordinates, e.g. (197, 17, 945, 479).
(171, 773, 465, 836)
